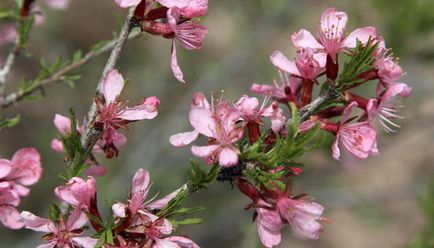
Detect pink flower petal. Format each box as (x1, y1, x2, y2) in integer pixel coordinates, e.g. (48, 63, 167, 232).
(132, 169, 150, 196)
(114, 0, 142, 8)
(270, 51, 301, 77)
(53, 114, 71, 134)
(0, 206, 24, 229)
(21, 211, 55, 232)
(66, 208, 88, 231)
(147, 188, 181, 210)
(72, 237, 98, 248)
(170, 40, 186, 83)
(218, 147, 239, 167)
(7, 148, 42, 186)
(85, 164, 107, 177)
(291, 29, 323, 50)
(50, 139, 64, 153)
(0, 159, 11, 179)
(112, 202, 127, 218)
(343, 26, 377, 48)
(320, 8, 348, 38)
(164, 236, 200, 248)
(102, 69, 125, 103)
(191, 145, 219, 157)
(169, 130, 200, 147)
(189, 108, 216, 137)
(332, 133, 341, 160)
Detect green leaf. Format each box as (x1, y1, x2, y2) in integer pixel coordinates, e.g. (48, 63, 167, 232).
(48, 203, 61, 222)
(72, 50, 82, 63)
(0, 115, 20, 129)
(172, 218, 202, 226)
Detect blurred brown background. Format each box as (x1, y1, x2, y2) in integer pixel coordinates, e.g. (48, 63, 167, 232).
(1, 0, 434, 247)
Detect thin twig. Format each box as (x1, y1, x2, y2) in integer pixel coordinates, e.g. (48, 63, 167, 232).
(0, 34, 20, 97)
(0, 30, 142, 109)
(80, 7, 136, 151)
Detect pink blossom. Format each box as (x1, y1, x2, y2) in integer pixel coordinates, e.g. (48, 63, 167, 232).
(114, 0, 142, 8)
(55, 176, 96, 210)
(166, 8, 208, 83)
(0, 148, 42, 229)
(43, 0, 70, 10)
(169, 92, 209, 147)
(181, 95, 243, 167)
(367, 83, 412, 132)
(157, 0, 208, 18)
(112, 169, 178, 219)
(235, 95, 286, 133)
(374, 48, 404, 84)
(250, 70, 302, 102)
(21, 208, 98, 248)
(51, 114, 126, 174)
(0, 183, 22, 229)
(270, 48, 325, 81)
(332, 102, 378, 160)
(96, 69, 159, 155)
(291, 8, 377, 62)
(256, 200, 284, 248)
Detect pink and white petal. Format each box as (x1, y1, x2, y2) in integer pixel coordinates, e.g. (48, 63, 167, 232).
(72, 237, 98, 248)
(0, 159, 11, 179)
(85, 164, 107, 177)
(313, 52, 327, 67)
(218, 147, 239, 167)
(340, 102, 358, 123)
(191, 145, 219, 158)
(320, 8, 348, 36)
(270, 51, 301, 76)
(147, 188, 181, 209)
(299, 120, 316, 133)
(170, 130, 200, 147)
(112, 203, 127, 218)
(332, 134, 341, 160)
(0, 206, 24, 229)
(50, 139, 64, 153)
(156, 0, 190, 8)
(132, 168, 150, 196)
(36, 242, 56, 248)
(383, 83, 412, 100)
(189, 108, 216, 137)
(366, 99, 378, 121)
(112, 131, 127, 149)
(20, 211, 55, 232)
(11, 184, 30, 197)
(114, 0, 142, 8)
(66, 208, 88, 231)
(250, 84, 286, 99)
(257, 222, 282, 248)
(8, 148, 42, 186)
(170, 40, 186, 83)
(44, 0, 70, 10)
(154, 238, 181, 248)
(291, 29, 323, 50)
(53, 114, 71, 134)
(343, 26, 377, 48)
(164, 236, 200, 248)
(118, 106, 157, 120)
(54, 186, 79, 206)
(102, 69, 124, 103)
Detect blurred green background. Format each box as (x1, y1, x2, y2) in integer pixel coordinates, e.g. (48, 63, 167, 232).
(1, 0, 434, 247)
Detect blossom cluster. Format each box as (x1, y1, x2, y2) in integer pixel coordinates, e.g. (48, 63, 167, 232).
(115, 0, 208, 83)
(0, 3, 413, 248)
(0, 148, 42, 229)
(170, 7, 411, 248)
(21, 168, 198, 248)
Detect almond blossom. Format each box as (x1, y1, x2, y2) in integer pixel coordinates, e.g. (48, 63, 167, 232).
(110, 169, 199, 247)
(172, 93, 243, 167)
(291, 8, 377, 63)
(96, 69, 159, 155)
(21, 208, 97, 248)
(51, 114, 125, 174)
(157, 0, 208, 18)
(251, 70, 301, 103)
(235, 95, 286, 133)
(166, 8, 208, 83)
(367, 83, 412, 132)
(169, 92, 209, 147)
(0, 148, 42, 229)
(328, 102, 378, 160)
(55, 176, 97, 210)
